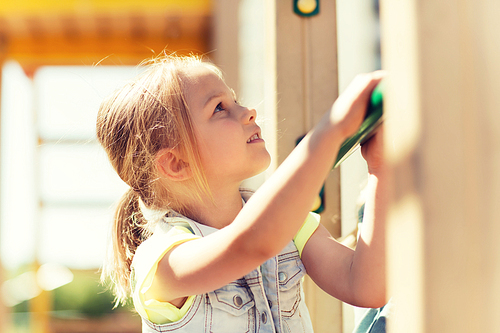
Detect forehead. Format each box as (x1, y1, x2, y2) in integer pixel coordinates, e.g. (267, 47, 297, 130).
(181, 66, 229, 106)
(182, 65, 221, 82)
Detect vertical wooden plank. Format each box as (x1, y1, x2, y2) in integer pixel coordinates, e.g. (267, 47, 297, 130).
(274, 0, 340, 235)
(307, 1, 340, 238)
(272, 1, 342, 332)
(381, 0, 500, 331)
(477, 1, 500, 327)
(380, 2, 424, 332)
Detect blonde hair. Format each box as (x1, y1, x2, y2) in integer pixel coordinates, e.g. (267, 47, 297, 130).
(96, 54, 220, 305)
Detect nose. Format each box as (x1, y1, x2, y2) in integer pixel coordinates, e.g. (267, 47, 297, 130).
(242, 106, 257, 123)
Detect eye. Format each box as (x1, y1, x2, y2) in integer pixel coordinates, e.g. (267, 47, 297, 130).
(214, 102, 225, 114)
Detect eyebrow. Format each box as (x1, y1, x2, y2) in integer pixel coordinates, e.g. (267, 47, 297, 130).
(204, 92, 225, 108)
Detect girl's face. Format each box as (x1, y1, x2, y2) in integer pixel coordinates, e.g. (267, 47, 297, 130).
(183, 66, 271, 187)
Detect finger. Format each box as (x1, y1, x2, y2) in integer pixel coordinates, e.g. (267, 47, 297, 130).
(361, 125, 384, 159)
(341, 73, 386, 119)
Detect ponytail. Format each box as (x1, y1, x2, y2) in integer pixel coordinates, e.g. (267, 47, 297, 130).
(101, 188, 152, 306)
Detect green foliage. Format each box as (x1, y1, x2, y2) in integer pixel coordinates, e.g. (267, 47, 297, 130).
(7, 267, 134, 318)
(52, 270, 120, 318)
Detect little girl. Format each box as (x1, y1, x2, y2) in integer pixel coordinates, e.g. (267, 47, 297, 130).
(97, 54, 387, 332)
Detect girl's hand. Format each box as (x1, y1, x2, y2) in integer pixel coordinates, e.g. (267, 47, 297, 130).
(361, 125, 385, 174)
(329, 71, 385, 140)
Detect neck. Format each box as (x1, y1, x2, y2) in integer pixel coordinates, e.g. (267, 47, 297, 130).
(185, 183, 243, 229)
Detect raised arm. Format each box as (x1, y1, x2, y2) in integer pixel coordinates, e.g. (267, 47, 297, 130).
(300, 126, 387, 308)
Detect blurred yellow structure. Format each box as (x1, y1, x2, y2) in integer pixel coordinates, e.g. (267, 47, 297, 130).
(0, 0, 211, 72)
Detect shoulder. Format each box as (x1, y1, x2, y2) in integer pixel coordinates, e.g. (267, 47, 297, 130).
(132, 218, 199, 282)
(131, 218, 200, 319)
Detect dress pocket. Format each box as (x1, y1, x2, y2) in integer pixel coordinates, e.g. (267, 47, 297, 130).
(206, 279, 255, 333)
(277, 251, 306, 318)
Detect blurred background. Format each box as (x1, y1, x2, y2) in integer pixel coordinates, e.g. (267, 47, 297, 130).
(0, 1, 380, 332)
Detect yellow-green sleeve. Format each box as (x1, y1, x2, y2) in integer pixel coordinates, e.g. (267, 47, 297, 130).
(131, 225, 200, 325)
(293, 212, 321, 257)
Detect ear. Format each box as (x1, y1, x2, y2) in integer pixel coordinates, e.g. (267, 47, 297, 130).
(156, 148, 192, 181)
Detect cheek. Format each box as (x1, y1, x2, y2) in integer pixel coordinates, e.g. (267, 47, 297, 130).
(207, 123, 242, 150)
(195, 121, 244, 165)
(196, 131, 237, 165)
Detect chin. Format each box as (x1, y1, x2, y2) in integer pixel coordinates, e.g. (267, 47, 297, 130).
(255, 153, 272, 174)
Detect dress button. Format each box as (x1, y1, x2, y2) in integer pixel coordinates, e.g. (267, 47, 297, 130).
(233, 295, 243, 307)
(261, 311, 268, 324)
(268, 300, 272, 309)
(278, 272, 287, 282)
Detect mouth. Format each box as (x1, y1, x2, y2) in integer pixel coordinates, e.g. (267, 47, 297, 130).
(247, 132, 262, 143)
